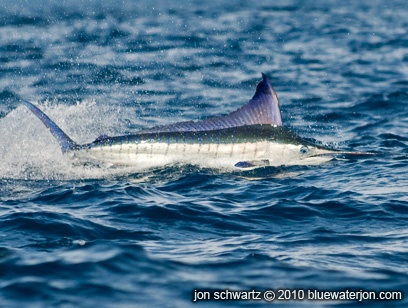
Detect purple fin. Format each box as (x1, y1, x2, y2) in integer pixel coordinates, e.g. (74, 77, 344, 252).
(138, 73, 282, 134)
(235, 159, 270, 169)
(234, 161, 255, 168)
(94, 134, 110, 142)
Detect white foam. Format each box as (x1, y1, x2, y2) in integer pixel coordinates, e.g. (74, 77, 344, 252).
(0, 101, 141, 180)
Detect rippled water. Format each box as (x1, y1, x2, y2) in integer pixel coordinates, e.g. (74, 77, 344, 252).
(1, 0, 408, 307)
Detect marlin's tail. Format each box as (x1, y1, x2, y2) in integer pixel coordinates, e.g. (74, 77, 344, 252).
(23, 101, 79, 153)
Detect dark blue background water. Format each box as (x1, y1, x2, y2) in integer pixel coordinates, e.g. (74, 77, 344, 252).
(1, 0, 408, 307)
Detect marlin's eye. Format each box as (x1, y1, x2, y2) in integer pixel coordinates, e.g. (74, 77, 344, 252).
(300, 146, 309, 154)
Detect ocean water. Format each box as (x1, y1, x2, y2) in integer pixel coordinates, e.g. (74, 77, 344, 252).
(1, 0, 408, 307)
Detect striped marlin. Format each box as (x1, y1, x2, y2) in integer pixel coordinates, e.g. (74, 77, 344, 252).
(23, 74, 374, 170)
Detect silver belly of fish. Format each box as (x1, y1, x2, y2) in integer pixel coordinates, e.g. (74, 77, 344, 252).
(82, 141, 331, 170)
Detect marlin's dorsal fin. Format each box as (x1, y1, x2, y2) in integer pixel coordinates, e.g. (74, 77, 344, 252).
(138, 73, 282, 134)
(228, 73, 282, 127)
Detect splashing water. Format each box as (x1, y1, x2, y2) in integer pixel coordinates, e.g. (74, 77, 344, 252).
(0, 101, 145, 180)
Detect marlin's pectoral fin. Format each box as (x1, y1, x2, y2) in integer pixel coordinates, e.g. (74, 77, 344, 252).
(234, 160, 270, 169)
(235, 161, 255, 169)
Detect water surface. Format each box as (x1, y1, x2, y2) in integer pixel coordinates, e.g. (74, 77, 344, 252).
(1, 0, 408, 307)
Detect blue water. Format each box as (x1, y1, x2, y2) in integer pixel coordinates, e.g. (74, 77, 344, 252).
(1, 0, 408, 307)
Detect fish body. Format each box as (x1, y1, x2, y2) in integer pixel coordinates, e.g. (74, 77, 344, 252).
(79, 125, 333, 170)
(23, 74, 374, 171)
